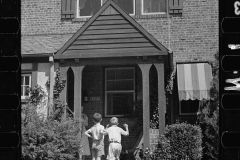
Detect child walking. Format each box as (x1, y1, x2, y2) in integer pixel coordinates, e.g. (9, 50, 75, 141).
(103, 117, 129, 160)
(85, 113, 105, 160)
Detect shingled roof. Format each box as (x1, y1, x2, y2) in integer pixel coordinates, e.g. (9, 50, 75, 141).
(21, 34, 72, 56)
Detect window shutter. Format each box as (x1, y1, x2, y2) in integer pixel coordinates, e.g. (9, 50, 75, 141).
(169, 0, 183, 14)
(62, 0, 76, 19)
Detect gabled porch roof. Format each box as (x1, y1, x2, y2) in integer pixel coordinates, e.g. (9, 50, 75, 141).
(55, 0, 169, 59)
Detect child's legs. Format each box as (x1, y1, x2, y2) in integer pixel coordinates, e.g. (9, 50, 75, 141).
(95, 147, 104, 160)
(113, 144, 121, 160)
(96, 157, 101, 160)
(107, 143, 122, 160)
(91, 149, 97, 160)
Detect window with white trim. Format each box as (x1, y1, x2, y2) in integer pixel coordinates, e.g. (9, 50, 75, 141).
(113, 0, 135, 15)
(105, 67, 135, 117)
(77, 0, 102, 17)
(21, 74, 31, 99)
(76, 0, 135, 18)
(179, 100, 199, 115)
(142, 0, 166, 15)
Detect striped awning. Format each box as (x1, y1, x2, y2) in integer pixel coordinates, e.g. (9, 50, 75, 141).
(177, 63, 213, 101)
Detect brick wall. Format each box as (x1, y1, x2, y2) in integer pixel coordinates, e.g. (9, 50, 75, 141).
(21, 0, 218, 64)
(149, 129, 159, 151)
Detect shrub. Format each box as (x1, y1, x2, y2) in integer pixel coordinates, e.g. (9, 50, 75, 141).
(22, 103, 81, 160)
(197, 51, 219, 160)
(153, 135, 172, 159)
(164, 122, 203, 160)
(46, 68, 66, 100)
(27, 85, 47, 106)
(137, 123, 202, 160)
(22, 84, 81, 160)
(138, 135, 171, 160)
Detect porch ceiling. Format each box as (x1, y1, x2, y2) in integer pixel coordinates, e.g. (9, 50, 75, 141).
(54, 0, 169, 59)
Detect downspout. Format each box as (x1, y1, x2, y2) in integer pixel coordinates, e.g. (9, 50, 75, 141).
(167, 0, 173, 70)
(167, 0, 171, 53)
(48, 53, 55, 116)
(167, 0, 174, 76)
(167, 0, 174, 125)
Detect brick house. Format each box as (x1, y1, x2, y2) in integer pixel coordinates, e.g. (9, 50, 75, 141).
(21, 0, 218, 158)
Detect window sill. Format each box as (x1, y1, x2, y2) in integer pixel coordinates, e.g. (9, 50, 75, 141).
(71, 13, 182, 22)
(72, 14, 168, 22)
(72, 17, 91, 22)
(133, 14, 168, 19)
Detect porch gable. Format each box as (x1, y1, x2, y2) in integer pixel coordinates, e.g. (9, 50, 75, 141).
(55, 0, 168, 59)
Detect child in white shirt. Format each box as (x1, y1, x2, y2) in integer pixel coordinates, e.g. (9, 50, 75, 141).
(103, 117, 129, 160)
(85, 113, 105, 160)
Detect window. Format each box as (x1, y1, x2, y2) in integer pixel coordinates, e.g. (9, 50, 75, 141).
(105, 67, 135, 116)
(21, 74, 31, 99)
(76, 0, 135, 18)
(179, 100, 199, 115)
(142, 0, 166, 15)
(113, 0, 135, 15)
(77, 0, 102, 17)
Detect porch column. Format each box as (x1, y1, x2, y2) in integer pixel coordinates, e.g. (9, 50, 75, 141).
(71, 66, 85, 119)
(138, 64, 152, 150)
(154, 63, 166, 135)
(48, 55, 54, 115)
(59, 66, 69, 103)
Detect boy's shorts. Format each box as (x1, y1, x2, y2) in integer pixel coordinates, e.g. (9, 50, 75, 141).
(91, 140, 105, 157)
(107, 143, 122, 160)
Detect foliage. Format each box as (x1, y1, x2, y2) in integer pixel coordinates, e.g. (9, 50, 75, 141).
(46, 67, 67, 118)
(27, 85, 47, 106)
(51, 99, 73, 122)
(164, 122, 203, 160)
(165, 69, 176, 95)
(149, 68, 159, 129)
(22, 103, 81, 160)
(46, 68, 66, 100)
(137, 122, 203, 160)
(22, 86, 81, 160)
(22, 83, 81, 160)
(197, 51, 219, 160)
(199, 107, 219, 160)
(128, 67, 160, 129)
(153, 135, 172, 159)
(149, 67, 177, 128)
(138, 135, 171, 160)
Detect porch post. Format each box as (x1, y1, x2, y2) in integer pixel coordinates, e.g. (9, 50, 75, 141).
(48, 55, 54, 115)
(138, 64, 152, 150)
(154, 63, 166, 135)
(71, 66, 85, 119)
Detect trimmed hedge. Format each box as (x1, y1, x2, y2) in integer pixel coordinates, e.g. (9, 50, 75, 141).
(164, 122, 203, 160)
(138, 122, 203, 160)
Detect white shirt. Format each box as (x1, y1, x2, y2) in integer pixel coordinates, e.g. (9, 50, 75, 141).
(86, 123, 105, 141)
(106, 125, 128, 143)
